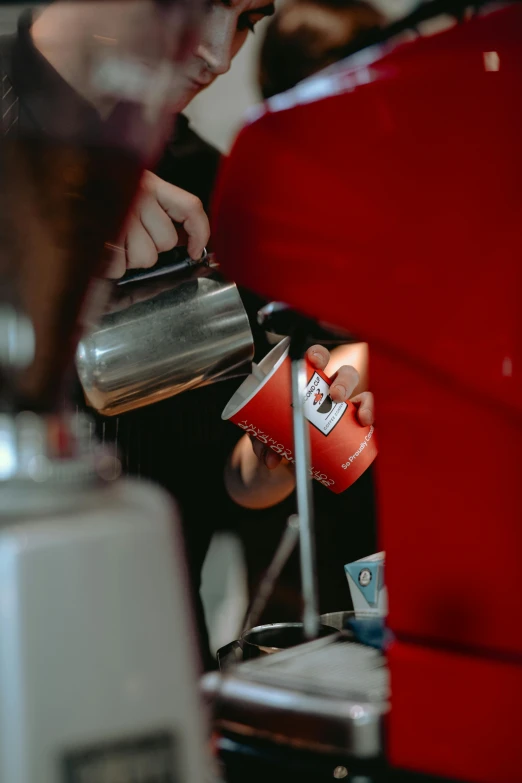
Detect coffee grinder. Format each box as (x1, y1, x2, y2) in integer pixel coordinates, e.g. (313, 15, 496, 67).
(0, 2, 211, 781)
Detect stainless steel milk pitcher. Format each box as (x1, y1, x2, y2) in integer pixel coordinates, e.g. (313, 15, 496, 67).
(76, 251, 254, 416)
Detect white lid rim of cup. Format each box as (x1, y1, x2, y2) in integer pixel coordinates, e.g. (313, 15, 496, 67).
(221, 336, 290, 421)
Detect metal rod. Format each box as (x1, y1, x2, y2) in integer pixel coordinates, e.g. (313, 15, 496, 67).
(241, 515, 300, 634)
(291, 356, 320, 640)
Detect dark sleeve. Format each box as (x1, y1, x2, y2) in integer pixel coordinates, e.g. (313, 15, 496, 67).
(153, 115, 222, 214)
(153, 117, 273, 358)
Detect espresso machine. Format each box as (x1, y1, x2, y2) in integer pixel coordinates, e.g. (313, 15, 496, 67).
(205, 0, 522, 780)
(0, 2, 211, 781)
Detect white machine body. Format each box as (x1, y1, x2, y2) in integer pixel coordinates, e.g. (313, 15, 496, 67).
(0, 477, 208, 783)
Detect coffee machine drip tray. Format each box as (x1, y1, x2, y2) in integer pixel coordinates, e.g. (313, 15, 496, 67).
(202, 634, 389, 760)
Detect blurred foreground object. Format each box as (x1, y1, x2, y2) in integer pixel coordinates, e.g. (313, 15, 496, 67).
(0, 3, 210, 782)
(0, 0, 202, 413)
(213, 1, 522, 780)
(0, 418, 209, 783)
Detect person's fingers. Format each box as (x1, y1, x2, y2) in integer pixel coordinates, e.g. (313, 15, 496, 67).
(250, 437, 264, 462)
(183, 199, 211, 261)
(144, 171, 210, 261)
(350, 391, 375, 427)
(124, 214, 158, 269)
(136, 191, 179, 253)
(265, 449, 283, 469)
(306, 344, 330, 371)
(307, 347, 361, 403)
(103, 248, 126, 279)
(249, 435, 282, 470)
(329, 364, 360, 402)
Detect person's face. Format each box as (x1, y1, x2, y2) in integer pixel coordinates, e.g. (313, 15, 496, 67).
(176, 0, 275, 109)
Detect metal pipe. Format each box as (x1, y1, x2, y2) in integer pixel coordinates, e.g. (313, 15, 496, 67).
(291, 354, 320, 640)
(241, 515, 300, 634)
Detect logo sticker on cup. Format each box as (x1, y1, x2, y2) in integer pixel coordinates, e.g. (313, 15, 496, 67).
(303, 371, 347, 436)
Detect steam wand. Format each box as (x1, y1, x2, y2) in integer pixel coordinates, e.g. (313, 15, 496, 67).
(289, 327, 320, 640)
(257, 303, 320, 641)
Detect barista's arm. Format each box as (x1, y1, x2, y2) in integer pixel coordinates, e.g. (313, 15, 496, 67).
(109, 113, 222, 278)
(105, 171, 210, 278)
(224, 344, 375, 510)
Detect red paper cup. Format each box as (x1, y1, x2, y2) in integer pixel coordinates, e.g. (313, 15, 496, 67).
(222, 338, 377, 493)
